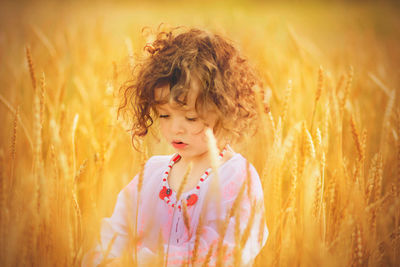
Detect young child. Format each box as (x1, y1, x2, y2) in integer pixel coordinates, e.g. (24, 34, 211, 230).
(83, 27, 268, 267)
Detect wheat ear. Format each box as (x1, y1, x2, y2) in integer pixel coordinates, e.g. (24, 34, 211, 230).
(282, 79, 292, 126)
(201, 243, 215, 267)
(191, 212, 204, 265)
(303, 123, 316, 159)
(241, 200, 257, 246)
(311, 66, 324, 131)
(340, 66, 353, 112)
(9, 105, 19, 191)
(0, 94, 33, 150)
(25, 45, 37, 91)
(335, 73, 345, 95)
(350, 114, 363, 161)
(39, 72, 45, 126)
(182, 201, 191, 265)
(99, 233, 118, 266)
(233, 204, 242, 267)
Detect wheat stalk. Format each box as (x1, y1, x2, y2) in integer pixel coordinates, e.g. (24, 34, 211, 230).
(282, 79, 292, 126)
(396, 109, 400, 198)
(311, 66, 324, 131)
(322, 103, 330, 150)
(182, 201, 191, 265)
(201, 243, 215, 267)
(233, 204, 242, 267)
(351, 223, 365, 266)
(99, 233, 118, 266)
(340, 66, 353, 113)
(335, 73, 345, 95)
(25, 45, 37, 92)
(373, 153, 383, 202)
(216, 211, 232, 266)
(0, 94, 33, 150)
(303, 123, 316, 159)
(313, 127, 322, 154)
(71, 114, 79, 180)
(191, 212, 204, 265)
(176, 162, 192, 200)
(241, 200, 257, 247)
(156, 230, 165, 267)
(286, 153, 298, 216)
(9, 105, 19, 192)
(350, 114, 363, 162)
(0, 150, 7, 261)
(39, 72, 46, 126)
(165, 161, 192, 267)
(380, 89, 396, 157)
(268, 111, 276, 138)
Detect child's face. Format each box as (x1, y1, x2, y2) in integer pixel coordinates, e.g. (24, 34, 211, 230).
(155, 79, 218, 160)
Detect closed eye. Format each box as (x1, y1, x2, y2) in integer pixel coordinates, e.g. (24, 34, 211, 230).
(159, 115, 169, 119)
(186, 117, 198, 122)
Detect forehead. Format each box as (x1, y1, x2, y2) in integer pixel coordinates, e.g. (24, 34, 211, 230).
(156, 102, 195, 113)
(154, 78, 202, 109)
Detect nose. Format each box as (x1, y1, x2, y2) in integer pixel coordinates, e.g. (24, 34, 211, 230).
(171, 117, 186, 135)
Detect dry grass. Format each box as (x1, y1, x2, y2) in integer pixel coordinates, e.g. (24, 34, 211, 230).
(0, 0, 400, 266)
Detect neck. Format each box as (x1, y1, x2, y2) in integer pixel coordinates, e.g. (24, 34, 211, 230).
(179, 150, 211, 169)
(177, 144, 230, 171)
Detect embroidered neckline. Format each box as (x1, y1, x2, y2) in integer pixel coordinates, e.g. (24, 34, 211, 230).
(159, 148, 227, 211)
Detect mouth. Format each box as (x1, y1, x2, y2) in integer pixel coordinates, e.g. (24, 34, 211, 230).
(171, 140, 188, 149)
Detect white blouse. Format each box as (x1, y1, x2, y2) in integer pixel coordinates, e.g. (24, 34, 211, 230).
(83, 152, 268, 266)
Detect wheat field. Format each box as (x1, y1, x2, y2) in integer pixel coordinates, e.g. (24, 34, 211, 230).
(0, 0, 399, 266)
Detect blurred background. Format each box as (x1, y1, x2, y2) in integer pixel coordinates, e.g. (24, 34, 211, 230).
(0, 0, 399, 266)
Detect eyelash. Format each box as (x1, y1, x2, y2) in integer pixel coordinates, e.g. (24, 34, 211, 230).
(159, 115, 197, 122)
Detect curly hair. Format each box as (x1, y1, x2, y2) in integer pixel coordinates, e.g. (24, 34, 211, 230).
(119, 26, 262, 148)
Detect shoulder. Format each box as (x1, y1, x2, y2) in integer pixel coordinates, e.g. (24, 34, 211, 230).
(141, 154, 174, 183)
(220, 153, 259, 180)
(144, 155, 171, 171)
(123, 154, 172, 193)
(218, 153, 263, 201)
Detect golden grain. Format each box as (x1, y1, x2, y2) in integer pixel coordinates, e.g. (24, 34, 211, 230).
(9, 105, 19, 190)
(303, 123, 316, 159)
(25, 46, 37, 92)
(350, 114, 363, 161)
(282, 79, 292, 125)
(340, 66, 353, 112)
(311, 66, 324, 131)
(335, 73, 345, 95)
(1, 4, 400, 267)
(191, 213, 204, 265)
(241, 200, 257, 246)
(201, 243, 215, 267)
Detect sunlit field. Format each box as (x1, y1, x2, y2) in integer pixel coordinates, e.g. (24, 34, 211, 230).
(1, 0, 399, 266)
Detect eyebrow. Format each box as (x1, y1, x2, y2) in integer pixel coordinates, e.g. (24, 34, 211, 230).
(155, 104, 197, 114)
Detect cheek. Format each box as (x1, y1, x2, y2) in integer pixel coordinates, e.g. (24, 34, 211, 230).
(191, 128, 208, 144)
(159, 121, 169, 136)
(189, 123, 205, 135)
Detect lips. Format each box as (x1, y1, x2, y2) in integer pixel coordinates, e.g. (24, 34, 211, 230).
(172, 140, 188, 149)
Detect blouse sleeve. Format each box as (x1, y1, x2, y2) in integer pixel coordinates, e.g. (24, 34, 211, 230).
(165, 163, 268, 267)
(81, 174, 139, 267)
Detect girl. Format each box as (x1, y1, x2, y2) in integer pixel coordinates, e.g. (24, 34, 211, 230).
(83, 26, 268, 267)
